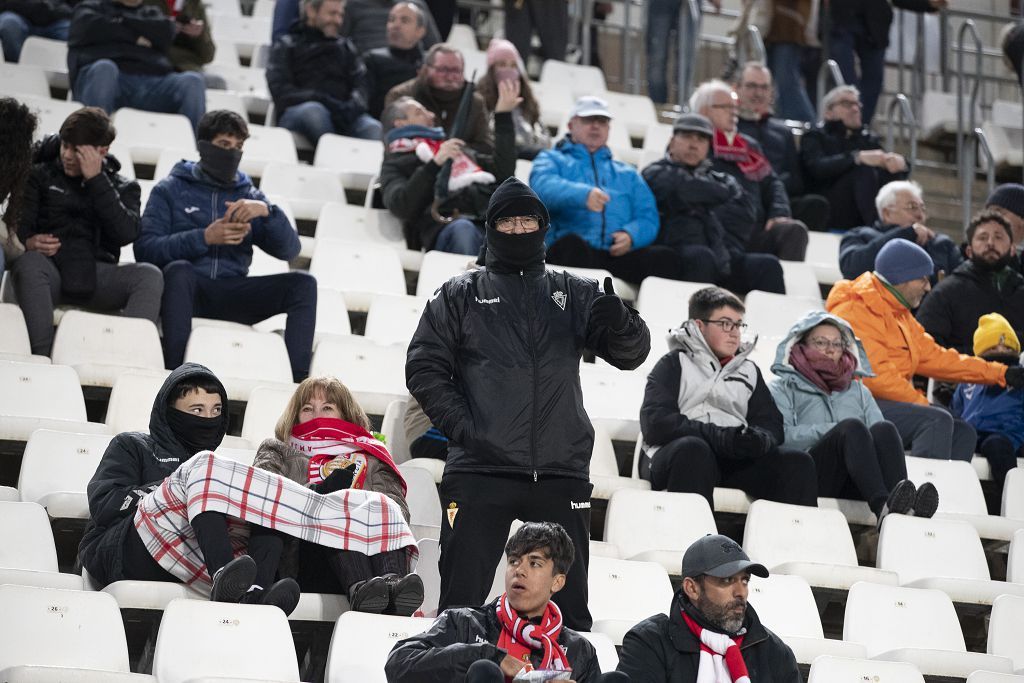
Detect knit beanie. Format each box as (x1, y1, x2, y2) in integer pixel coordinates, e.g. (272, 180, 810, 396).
(986, 183, 1024, 219)
(486, 38, 521, 67)
(874, 239, 934, 284)
(485, 176, 549, 230)
(974, 312, 1021, 355)
(484, 177, 549, 270)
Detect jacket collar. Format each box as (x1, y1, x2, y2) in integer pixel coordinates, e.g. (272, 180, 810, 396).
(556, 136, 612, 163)
(667, 593, 770, 653)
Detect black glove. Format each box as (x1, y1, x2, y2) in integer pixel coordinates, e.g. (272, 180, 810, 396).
(699, 423, 739, 459)
(1006, 366, 1024, 389)
(589, 277, 629, 332)
(733, 426, 775, 458)
(313, 466, 355, 494)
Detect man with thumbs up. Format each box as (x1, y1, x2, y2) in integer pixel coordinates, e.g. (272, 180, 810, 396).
(406, 177, 651, 632)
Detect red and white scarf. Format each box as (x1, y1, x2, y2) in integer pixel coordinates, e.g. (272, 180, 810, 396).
(387, 136, 495, 192)
(681, 610, 750, 683)
(713, 129, 772, 182)
(289, 417, 406, 494)
(495, 593, 570, 675)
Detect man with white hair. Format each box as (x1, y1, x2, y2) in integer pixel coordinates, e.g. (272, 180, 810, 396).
(800, 85, 909, 231)
(690, 79, 808, 294)
(839, 180, 962, 283)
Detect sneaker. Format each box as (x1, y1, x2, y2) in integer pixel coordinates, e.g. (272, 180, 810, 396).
(912, 481, 939, 519)
(210, 555, 258, 603)
(260, 578, 301, 616)
(876, 480, 917, 531)
(384, 573, 425, 617)
(348, 576, 390, 613)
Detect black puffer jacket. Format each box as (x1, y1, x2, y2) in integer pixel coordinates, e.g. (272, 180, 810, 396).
(385, 599, 602, 683)
(800, 120, 909, 191)
(737, 116, 805, 197)
(0, 0, 78, 26)
(405, 254, 650, 481)
(266, 21, 369, 128)
(616, 593, 801, 683)
(709, 134, 790, 250)
(68, 0, 175, 82)
(364, 44, 422, 119)
(79, 363, 229, 587)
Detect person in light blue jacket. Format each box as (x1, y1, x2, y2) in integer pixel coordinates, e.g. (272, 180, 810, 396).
(770, 310, 937, 526)
(530, 95, 684, 286)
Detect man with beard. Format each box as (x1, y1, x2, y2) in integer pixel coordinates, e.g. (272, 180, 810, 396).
(616, 534, 800, 683)
(918, 211, 1024, 355)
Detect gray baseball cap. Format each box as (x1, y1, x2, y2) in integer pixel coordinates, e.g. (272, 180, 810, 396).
(672, 113, 714, 138)
(681, 534, 769, 579)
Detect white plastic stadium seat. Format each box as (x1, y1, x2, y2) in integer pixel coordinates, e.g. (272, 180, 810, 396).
(743, 499, 898, 590)
(0, 303, 48, 362)
(314, 134, 384, 192)
(104, 369, 171, 434)
(983, 100, 1024, 172)
(603, 91, 658, 140)
(0, 63, 50, 98)
(415, 250, 476, 298)
(589, 423, 650, 500)
(635, 277, 710, 331)
(580, 631, 619, 672)
(309, 336, 407, 415)
(209, 16, 271, 59)
(530, 80, 575, 129)
(0, 501, 85, 590)
(18, 429, 113, 521)
(204, 88, 248, 119)
(0, 584, 151, 681)
(260, 162, 346, 221)
(380, 399, 410, 464)
(780, 261, 823, 302)
(743, 291, 823, 339)
(989, 594, 1024, 672)
(842, 581, 1014, 678)
(18, 94, 83, 142)
(603, 489, 715, 575)
(50, 310, 164, 387)
(151, 598, 300, 683)
(240, 123, 299, 177)
(579, 365, 645, 440)
(1003, 467, 1024, 520)
(112, 108, 196, 165)
(588, 556, 675, 646)
(919, 89, 983, 141)
(805, 231, 843, 285)
(325, 611, 434, 683)
(807, 655, 925, 683)
(364, 294, 427, 346)
(239, 384, 295, 447)
(539, 60, 607, 97)
(309, 240, 406, 312)
(1010, 529, 1024, 584)
(183, 326, 294, 401)
(0, 360, 107, 440)
(966, 673, 1024, 683)
(414, 537, 440, 616)
(153, 146, 200, 180)
(253, 286, 353, 344)
(398, 461, 442, 530)
(18, 36, 69, 89)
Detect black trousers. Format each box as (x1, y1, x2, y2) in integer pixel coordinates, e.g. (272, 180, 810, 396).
(438, 473, 594, 632)
(546, 233, 685, 286)
(808, 419, 907, 514)
(977, 432, 1022, 488)
(820, 164, 901, 231)
(747, 219, 809, 261)
(645, 435, 818, 507)
(504, 0, 568, 61)
(791, 194, 831, 232)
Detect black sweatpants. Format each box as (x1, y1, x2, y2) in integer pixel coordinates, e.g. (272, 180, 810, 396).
(644, 435, 817, 507)
(546, 233, 685, 286)
(977, 432, 1022, 488)
(438, 473, 594, 632)
(808, 419, 907, 514)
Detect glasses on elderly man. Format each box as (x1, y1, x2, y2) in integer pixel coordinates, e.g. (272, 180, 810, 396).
(495, 216, 541, 232)
(806, 338, 847, 352)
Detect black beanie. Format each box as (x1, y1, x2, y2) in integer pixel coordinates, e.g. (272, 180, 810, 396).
(987, 183, 1024, 219)
(485, 177, 550, 230)
(484, 177, 549, 270)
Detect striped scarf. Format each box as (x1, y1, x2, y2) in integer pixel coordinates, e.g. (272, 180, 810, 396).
(495, 593, 570, 674)
(681, 610, 750, 683)
(289, 417, 406, 493)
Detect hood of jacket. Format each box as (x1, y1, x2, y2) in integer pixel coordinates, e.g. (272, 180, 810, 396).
(771, 310, 874, 380)
(150, 362, 230, 458)
(667, 319, 757, 370)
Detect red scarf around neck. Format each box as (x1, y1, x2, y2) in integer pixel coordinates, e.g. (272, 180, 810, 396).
(681, 610, 750, 683)
(713, 129, 772, 182)
(789, 343, 857, 394)
(289, 417, 407, 493)
(496, 593, 570, 675)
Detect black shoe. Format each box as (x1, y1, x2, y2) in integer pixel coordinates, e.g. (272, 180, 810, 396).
(259, 578, 301, 616)
(348, 576, 390, 613)
(912, 481, 939, 519)
(384, 573, 424, 617)
(876, 480, 917, 531)
(210, 555, 258, 603)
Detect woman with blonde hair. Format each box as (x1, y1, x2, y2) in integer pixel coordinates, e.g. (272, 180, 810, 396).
(255, 375, 423, 615)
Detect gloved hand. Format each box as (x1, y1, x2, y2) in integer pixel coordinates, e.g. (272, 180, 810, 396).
(589, 277, 629, 332)
(313, 466, 355, 494)
(1005, 365, 1024, 389)
(733, 426, 775, 458)
(699, 423, 739, 459)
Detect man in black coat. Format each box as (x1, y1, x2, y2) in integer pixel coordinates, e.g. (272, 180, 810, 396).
(267, 0, 381, 143)
(617, 534, 801, 683)
(918, 211, 1024, 354)
(405, 177, 651, 631)
(0, 0, 75, 61)
(800, 85, 910, 231)
(385, 522, 611, 683)
(13, 107, 163, 356)
(67, 0, 205, 131)
(364, 1, 425, 119)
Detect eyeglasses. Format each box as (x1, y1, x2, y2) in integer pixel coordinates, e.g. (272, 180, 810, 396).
(898, 202, 927, 213)
(428, 64, 463, 75)
(710, 102, 739, 110)
(702, 318, 747, 333)
(806, 338, 847, 352)
(740, 82, 771, 91)
(833, 100, 862, 109)
(495, 215, 541, 232)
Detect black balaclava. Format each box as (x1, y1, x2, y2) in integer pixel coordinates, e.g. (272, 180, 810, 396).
(197, 140, 242, 186)
(166, 386, 228, 455)
(484, 177, 550, 271)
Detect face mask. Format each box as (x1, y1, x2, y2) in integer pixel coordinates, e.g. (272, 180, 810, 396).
(982, 352, 1020, 367)
(198, 140, 242, 186)
(971, 252, 1014, 273)
(166, 408, 224, 456)
(486, 228, 547, 269)
(495, 66, 519, 84)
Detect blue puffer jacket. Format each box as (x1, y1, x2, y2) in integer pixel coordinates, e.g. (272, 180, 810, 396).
(530, 137, 659, 251)
(951, 373, 1024, 449)
(769, 310, 885, 451)
(135, 161, 300, 279)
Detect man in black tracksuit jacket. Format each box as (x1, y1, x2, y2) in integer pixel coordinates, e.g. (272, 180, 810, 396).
(405, 177, 651, 632)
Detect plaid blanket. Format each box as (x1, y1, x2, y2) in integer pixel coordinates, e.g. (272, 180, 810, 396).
(135, 451, 418, 594)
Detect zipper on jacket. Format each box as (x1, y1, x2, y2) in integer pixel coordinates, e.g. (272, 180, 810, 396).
(589, 152, 606, 249)
(522, 269, 539, 482)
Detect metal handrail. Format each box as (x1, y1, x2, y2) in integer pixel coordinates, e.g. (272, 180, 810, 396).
(816, 59, 844, 119)
(735, 24, 766, 66)
(974, 126, 996, 198)
(956, 19, 983, 226)
(885, 93, 918, 172)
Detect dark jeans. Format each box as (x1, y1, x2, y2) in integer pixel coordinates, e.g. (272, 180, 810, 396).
(160, 261, 317, 382)
(876, 399, 977, 461)
(809, 419, 907, 514)
(723, 251, 785, 294)
(438, 473, 594, 631)
(767, 42, 816, 123)
(821, 164, 899, 231)
(829, 21, 886, 124)
(546, 233, 685, 286)
(644, 0, 687, 104)
(504, 0, 568, 62)
(0, 11, 69, 61)
(791, 195, 831, 233)
(644, 435, 818, 507)
(747, 219, 809, 261)
(674, 245, 721, 284)
(977, 432, 1021, 488)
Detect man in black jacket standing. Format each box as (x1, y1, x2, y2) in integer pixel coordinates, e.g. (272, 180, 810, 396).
(364, 1, 425, 119)
(13, 107, 163, 356)
(405, 177, 651, 631)
(617, 534, 801, 683)
(67, 0, 206, 132)
(268, 0, 381, 144)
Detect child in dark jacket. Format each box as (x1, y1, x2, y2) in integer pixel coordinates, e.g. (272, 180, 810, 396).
(951, 313, 1024, 486)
